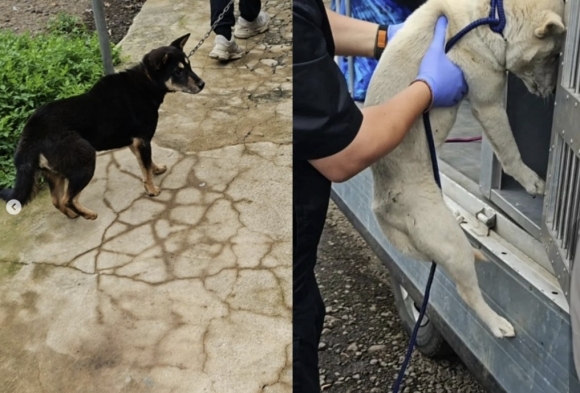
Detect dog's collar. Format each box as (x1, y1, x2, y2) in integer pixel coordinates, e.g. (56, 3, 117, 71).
(445, 0, 506, 53)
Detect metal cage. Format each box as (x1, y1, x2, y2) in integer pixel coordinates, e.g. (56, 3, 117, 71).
(541, 0, 580, 297)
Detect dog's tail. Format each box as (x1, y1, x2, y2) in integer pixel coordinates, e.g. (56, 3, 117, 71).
(0, 145, 40, 207)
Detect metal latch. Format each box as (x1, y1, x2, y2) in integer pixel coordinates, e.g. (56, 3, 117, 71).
(452, 206, 496, 237)
(475, 207, 496, 229)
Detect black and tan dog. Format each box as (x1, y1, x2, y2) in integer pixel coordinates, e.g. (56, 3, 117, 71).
(0, 34, 204, 220)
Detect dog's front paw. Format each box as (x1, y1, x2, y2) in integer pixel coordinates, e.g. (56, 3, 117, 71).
(515, 166, 545, 196)
(522, 173, 545, 196)
(489, 315, 515, 338)
(144, 184, 161, 197)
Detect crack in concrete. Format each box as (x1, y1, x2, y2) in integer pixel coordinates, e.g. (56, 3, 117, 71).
(0, 0, 291, 391)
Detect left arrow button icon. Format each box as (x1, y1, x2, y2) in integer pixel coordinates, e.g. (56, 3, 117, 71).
(6, 200, 21, 215)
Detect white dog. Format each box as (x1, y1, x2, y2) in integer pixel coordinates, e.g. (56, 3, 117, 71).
(365, 0, 565, 338)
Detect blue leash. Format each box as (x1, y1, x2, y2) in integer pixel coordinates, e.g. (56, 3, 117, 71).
(445, 0, 506, 51)
(391, 1, 506, 391)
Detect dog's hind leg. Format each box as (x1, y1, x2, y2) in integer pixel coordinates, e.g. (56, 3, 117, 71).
(64, 175, 98, 220)
(130, 138, 161, 196)
(68, 191, 98, 220)
(44, 172, 78, 219)
(61, 148, 98, 220)
(406, 198, 515, 338)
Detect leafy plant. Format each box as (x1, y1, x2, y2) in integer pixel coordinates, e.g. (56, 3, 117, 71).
(0, 15, 121, 188)
(47, 13, 89, 37)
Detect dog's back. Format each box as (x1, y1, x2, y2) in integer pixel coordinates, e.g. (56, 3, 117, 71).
(365, 0, 456, 222)
(22, 67, 163, 153)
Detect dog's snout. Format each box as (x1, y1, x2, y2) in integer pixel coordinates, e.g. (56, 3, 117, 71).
(198, 81, 205, 91)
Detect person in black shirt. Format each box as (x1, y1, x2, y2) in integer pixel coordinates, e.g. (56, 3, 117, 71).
(293, 1, 468, 392)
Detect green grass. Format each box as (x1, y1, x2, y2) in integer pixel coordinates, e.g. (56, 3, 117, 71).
(0, 14, 121, 188)
(0, 261, 22, 279)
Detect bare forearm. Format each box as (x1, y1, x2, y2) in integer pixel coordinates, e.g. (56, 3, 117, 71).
(310, 81, 432, 182)
(325, 8, 378, 58)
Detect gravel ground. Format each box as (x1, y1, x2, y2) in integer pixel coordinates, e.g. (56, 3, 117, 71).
(0, 0, 145, 44)
(315, 202, 488, 393)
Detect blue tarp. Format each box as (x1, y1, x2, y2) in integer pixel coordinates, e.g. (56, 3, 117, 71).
(330, 0, 424, 102)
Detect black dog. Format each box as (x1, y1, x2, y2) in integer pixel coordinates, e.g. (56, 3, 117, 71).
(0, 34, 204, 220)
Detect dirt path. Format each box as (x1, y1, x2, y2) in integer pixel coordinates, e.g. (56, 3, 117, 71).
(0, 0, 145, 43)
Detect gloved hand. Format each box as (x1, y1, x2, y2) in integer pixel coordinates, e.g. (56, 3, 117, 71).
(387, 22, 405, 42)
(415, 16, 468, 108)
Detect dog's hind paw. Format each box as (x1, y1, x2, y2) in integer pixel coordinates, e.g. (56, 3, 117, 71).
(489, 316, 515, 338)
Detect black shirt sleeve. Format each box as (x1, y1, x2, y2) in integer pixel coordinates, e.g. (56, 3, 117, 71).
(292, 0, 364, 162)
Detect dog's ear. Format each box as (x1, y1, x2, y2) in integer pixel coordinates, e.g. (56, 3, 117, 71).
(150, 53, 168, 70)
(535, 12, 565, 39)
(158, 53, 169, 69)
(145, 49, 170, 71)
(149, 53, 169, 70)
(170, 34, 191, 50)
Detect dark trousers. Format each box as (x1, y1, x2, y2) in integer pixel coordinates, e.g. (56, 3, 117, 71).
(293, 188, 330, 392)
(210, 0, 261, 40)
(294, 273, 326, 393)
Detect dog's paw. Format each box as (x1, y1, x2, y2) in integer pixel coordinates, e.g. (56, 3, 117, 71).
(523, 176, 545, 196)
(64, 209, 79, 219)
(83, 212, 98, 220)
(153, 164, 167, 175)
(489, 316, 515, 338)
(517, 167, 545, 196)
(145, 184, 161, 197)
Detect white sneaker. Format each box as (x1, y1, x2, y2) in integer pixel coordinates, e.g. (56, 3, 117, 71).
(234, 11, 270, 39)
(209, 35, 244, 61)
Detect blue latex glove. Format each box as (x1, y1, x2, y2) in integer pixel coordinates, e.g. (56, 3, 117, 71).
(415, 16, 468, 108)
(387, 22, 405, 42)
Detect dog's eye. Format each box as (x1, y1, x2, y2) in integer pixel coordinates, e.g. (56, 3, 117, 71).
(174, 68, 183, 76)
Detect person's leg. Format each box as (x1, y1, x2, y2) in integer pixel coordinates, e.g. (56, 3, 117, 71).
(239, 0, 261, 22)
(210, 0, 235, 40)
(293, 201, 328, 393)
(234, 0, 270, 39)
(209, 0, 244, 60)
(294, 274, 326, 393)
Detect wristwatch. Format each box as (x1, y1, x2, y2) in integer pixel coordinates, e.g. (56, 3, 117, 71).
(374, 24, 388, 60)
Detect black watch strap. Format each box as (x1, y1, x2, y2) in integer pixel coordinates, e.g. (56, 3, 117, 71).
(374, 24, 388, 60)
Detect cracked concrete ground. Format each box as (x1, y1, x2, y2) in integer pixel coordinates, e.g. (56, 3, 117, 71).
(0, 1, 292, 392)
